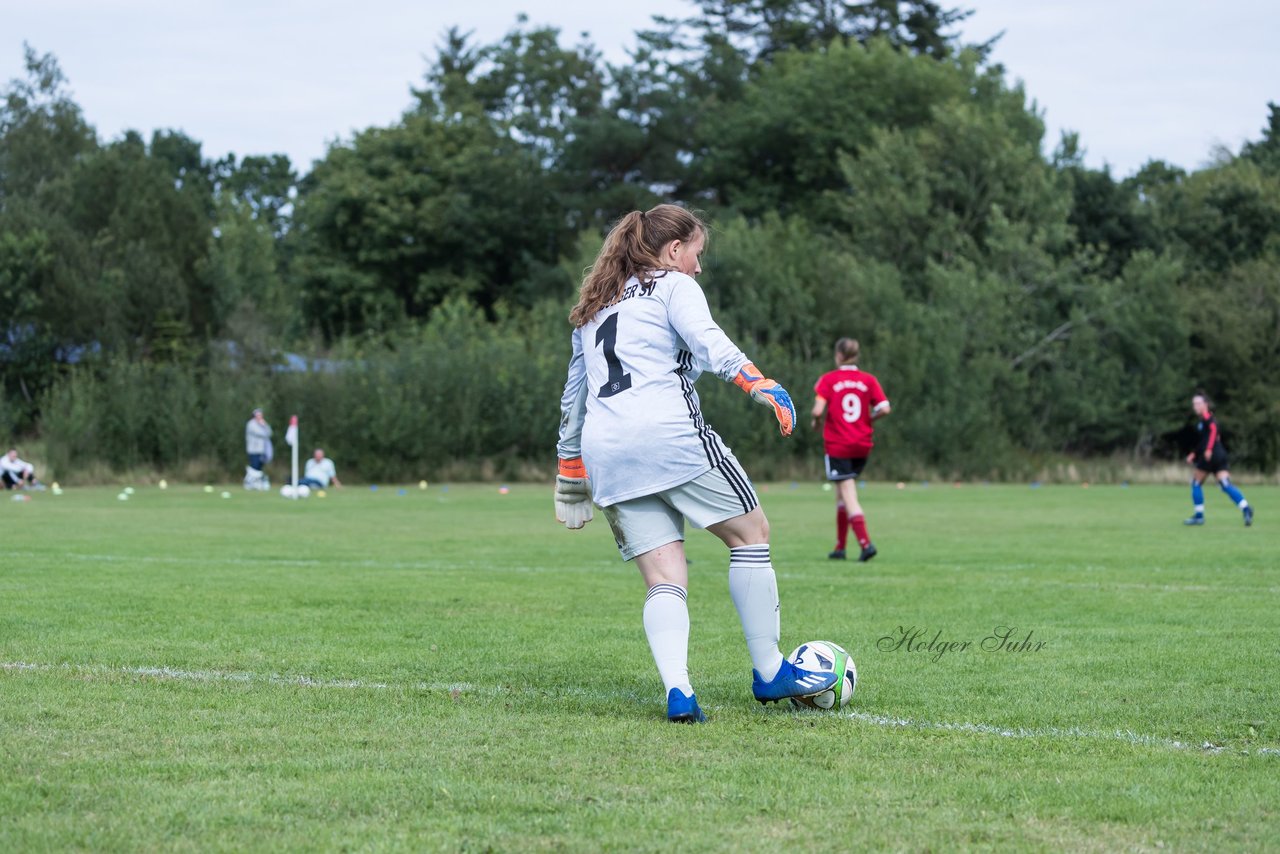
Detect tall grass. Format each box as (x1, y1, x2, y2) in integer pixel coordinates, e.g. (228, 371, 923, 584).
(34, 296, 1278, 486)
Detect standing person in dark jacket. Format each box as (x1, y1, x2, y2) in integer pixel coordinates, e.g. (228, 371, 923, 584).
(1184, 393, 1253, 527)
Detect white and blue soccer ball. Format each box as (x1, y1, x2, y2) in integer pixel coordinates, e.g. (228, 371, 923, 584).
(787, 640, 857, 709)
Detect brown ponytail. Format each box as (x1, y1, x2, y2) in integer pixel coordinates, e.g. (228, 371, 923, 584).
(835, 337, 860, 365)
(570, 204, 708, 327)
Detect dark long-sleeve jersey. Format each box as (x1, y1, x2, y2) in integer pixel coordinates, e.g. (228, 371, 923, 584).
(1194, 412, 1226, 458)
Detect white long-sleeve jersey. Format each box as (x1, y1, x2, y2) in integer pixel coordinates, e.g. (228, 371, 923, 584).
(1, 454, 34, 477)
(556, 271, 751, 507)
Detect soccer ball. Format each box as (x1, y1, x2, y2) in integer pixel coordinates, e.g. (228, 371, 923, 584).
(787, 640, 857, 710)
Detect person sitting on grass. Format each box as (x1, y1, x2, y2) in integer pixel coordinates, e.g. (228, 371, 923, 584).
(1, 449, 38, 489)
(297, 448, 341, 490)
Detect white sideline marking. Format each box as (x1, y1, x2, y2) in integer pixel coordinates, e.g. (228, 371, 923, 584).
(3, 551, 595, 574)
(12, 551, 1278, 592)
(1, 660, 389, 690)
(4, 660, 1276, 757)
(837, 709, 1279, 756)
(1026, 580, 1280, 595)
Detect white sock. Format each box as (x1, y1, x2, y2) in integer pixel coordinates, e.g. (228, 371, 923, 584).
(728, 544, 784, 681)
(643, 584, 692, 696)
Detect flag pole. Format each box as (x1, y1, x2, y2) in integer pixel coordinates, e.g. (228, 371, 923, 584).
(288, 415, 299, 500)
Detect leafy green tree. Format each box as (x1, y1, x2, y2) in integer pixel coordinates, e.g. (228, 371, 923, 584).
(1167, 158, 1280, 272)
(420, 20, 605, 164)
(0, 45, 96, 203)
(0, 47, 99, 421)
(692, 39, 953, 217)
(291, 110, 561, 336)
(643, 0, 979, 66)
(692, 41, 1041, 224)
(199, 152, 298, 352)
(10, 17, 1280, 477)
(419, 22, 654, 233)
(150, 129, 214, 202)
(1151, 154, 1280, 468)
(199, 195, 294, 345)
(1053, 134, 1156, 278)
(1241, 102, 1280, 175)
(62, 131, 213, 349)
(214, 154, 295, 237)
(1186, 252, 1280, 467)
(833, 62, 1066, 280)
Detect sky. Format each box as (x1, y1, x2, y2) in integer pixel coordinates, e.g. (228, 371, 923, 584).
(3, 0, 1277, 177)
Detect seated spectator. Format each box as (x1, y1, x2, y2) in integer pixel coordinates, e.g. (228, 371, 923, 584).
(2, 449, 37, 489)
(298, 448, 342, 489)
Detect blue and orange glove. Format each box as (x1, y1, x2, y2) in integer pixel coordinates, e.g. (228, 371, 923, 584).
(554, 457, 594, 529)
(733, 362, 796, 436)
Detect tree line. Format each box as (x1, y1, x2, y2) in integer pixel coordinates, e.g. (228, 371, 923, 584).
(3, 0, 1278, 481)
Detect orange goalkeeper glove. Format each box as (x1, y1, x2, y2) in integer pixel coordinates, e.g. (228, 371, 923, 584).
(733, 362, 796, 437)
(554, 457, 593, 529)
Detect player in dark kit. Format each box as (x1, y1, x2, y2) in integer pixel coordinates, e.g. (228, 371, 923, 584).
(1184, 393, 1253, 527)
(811, 338, 891, 561)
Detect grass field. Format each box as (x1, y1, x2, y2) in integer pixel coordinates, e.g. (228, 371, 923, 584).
(2, 480, 1276, 851)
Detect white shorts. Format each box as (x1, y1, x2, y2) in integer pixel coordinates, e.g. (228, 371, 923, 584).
(600, 457, 759, 561)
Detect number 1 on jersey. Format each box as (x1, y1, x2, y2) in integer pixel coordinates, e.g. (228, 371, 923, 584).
(595, 313, 633, 398)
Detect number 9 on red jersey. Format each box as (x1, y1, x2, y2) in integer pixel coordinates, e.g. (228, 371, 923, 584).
(814, 367, 887, 458)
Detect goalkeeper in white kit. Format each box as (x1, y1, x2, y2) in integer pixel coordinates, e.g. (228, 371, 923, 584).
(554, 204, 836, 723)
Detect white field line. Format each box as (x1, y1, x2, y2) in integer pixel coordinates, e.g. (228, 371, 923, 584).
(4, 660, 1276, 758)
(1013, 580, 1280, 595)
(1, 660, 392, 690)
(776, 575, 1280, 594)
(2, 551, 581, 574)
(837, 709, 1279, 757)
(8, 551, 1279, 593)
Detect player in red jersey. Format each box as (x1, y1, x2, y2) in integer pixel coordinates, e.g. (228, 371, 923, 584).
(811, 338, 891, 561)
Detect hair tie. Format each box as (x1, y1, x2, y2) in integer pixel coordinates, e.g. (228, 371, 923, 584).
(639, 210, 646, 221)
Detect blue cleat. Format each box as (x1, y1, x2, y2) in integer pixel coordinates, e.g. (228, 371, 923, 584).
(1183, 514, 1205, 526)
(752, 659, 837, 705)
(667, 687, 707, 723)
(1244, 506, 1254, 527)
